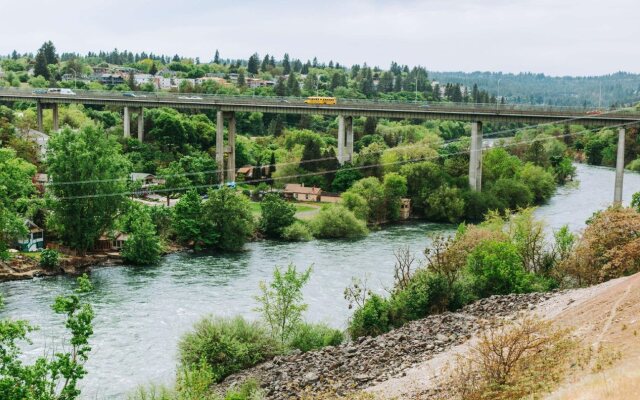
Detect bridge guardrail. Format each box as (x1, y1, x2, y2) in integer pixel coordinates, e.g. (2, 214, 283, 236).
(0, 86, 638, 118)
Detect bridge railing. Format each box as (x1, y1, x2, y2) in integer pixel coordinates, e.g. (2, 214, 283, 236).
(0, 86, 638, 117)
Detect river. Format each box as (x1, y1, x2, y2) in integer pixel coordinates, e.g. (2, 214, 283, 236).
(1, 163, 639, 399)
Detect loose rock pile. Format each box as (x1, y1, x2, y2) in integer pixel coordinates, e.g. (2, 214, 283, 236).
(216, 291, 557, 399)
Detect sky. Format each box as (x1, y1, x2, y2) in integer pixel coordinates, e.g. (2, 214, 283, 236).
(1, 0, 638, 76)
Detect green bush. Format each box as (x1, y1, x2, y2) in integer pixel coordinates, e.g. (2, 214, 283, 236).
(281, 221, 313, 242)
(259, 194, 296, 238)
(121, 208, 162, 265)
(463, 190, 505, 221)
(39, 248, 60, 270)
(466, 240, 537, 298)
(288, 323, 344, 352)
(348, 294, 391, 339)
(490, 178, 534, 210)
(518, 163, 556, 203)
(388, 271, 452, 326)
(310, 205, 368, 239)
(627, 158, 640, 172)
(178, 316, 279, 383)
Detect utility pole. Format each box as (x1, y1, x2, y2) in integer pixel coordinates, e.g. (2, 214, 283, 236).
(415, 76, 418, 102)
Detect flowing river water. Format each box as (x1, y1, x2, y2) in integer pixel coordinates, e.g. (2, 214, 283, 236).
(1, 163, 639, 399)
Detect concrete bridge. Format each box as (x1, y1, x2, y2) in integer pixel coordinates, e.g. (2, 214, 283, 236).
(1, 87, 639, 202)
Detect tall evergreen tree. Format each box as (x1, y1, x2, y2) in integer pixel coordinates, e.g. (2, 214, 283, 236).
(40, 41, 58, 65)
(247, 53, 260, 75)
(282, 53, 291, 74)
(149, 62, 158, 75)
(261, 54, 270, 72)
(274, 77, 287, 96)
(213, 49, 220, 64)
(237, 70, 246, 87)
(34, 50, 50, 80)
(287, 73, 301, 96)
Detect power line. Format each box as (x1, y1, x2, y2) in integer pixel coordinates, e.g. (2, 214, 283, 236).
(48, 121, 636, 201)
(43, 102, 640, 187)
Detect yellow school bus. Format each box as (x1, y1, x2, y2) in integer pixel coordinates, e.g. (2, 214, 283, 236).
(304, 96, 337, 105)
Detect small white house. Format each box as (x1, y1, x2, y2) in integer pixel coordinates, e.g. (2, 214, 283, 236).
(16, 220, 44, 252)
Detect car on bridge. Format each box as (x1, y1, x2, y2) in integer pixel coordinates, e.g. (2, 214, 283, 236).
(32, 89, 47, 94)
(123, 92, 147, 98)
(178, 96, 203, 100)
(47, 88, 75, 95)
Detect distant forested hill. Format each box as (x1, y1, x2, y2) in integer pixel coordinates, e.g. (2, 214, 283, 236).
(429, 71, 640, 108)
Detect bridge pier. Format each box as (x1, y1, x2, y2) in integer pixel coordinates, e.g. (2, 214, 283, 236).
(345, 116, 354, 163)
(614, 127, 626, 204)
(227, 112, 236, 183)
(216, 111, 225, 183)
(123, 107, 131, 138)
(36, 102, 43, 131)
(338, 115, 345, 164)
(52, 103, 59, 131)
(469, 121, 483, 191)
(137, 108, 144, 141)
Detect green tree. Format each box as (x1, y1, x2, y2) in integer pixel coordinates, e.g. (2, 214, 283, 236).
(202, 187, 254, 251)
(47, 126, 131, 254)
(247, 53, 260, 75)
(255, 264, 312, 345)
(121, 207, 162, 265)
(173, 190, 217, 249)
(348, 177, 386, 224)
(331, 163, 362, 192)
(286, 73, 301, 96)
(310, 204, 368, 238)
(0, 274, 94, 400)
(158, 162, 191, 206)
(383, 172, 408, 221)
(426, 185, 466, 223)
(34, 50, 50, 80)
(259, 194, 296, 239)
(40, 40, 58, 65)
(274, 77, 286, 97)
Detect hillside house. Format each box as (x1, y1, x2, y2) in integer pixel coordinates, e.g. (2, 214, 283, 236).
(283, 183, 322, 202)
(15, 220, 44, 252)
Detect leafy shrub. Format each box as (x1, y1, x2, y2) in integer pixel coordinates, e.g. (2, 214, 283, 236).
(288, 323, 344, 352)
(281, 221, 313, 242)
(489, 178, 534, 210)
(425, 185, 466, 223)
(121, 208, 162, 265)
(560, 206, 640, 285)
(259, 194, 296, 238)
(310, 205, 368, 239)
(348, 294, 391, 339)
(463, 190, 505, 221)
(518, 163, 556, 203)
(388, 271, 452, 326)
(466, 240, 537, 297)
(178, 316, 279, 382)
(39, 248, 60, 270)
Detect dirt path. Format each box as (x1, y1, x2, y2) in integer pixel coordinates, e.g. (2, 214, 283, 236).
(365, 275, 637, 399)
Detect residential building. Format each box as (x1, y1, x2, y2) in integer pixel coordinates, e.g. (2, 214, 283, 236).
(15, 220, 44, 252)
(134, 74, 153, 86)
(97, 74, 125, 86)
(283, 183, 322, 202)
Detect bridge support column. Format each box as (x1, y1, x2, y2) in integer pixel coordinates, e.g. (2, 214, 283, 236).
(123, 107, 130, 138)
(227, 112, 236, 183)
(338, 115, 345, 164)
(469, 121, 483, 192)
(52, 103, 59, 131)
(614, 127, 625, 204)
(137, 108, 144, 141)
(216, 110, 224, 183)
(36, 102, 43, 131)
(345, 116, 353, 163)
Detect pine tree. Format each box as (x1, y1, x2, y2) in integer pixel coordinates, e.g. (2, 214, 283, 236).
(238, 70, 246, 87)
(247, 53, 260, 75)
(149, 62, 158, 75)
(40, 41, 58, 65)
(286, 73, 300, 96)
(364, 117, 377, 135)
(213, 49, 220, 64)
(261, 54, 270, 72)
(282, 53, 291, 74)
(274, 77, 287, 96)
(34, 50, 50, 80)
(301, 60, 311, 74)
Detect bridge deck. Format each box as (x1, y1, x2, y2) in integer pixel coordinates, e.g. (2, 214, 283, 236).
(1, 88, 638, 126)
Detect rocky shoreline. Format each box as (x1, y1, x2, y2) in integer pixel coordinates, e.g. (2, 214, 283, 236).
(216, 291, 559, 399)
(0, 243, 186, 282)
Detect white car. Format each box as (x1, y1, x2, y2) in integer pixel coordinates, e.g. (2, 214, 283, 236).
(47, 88, 76, 95)
(178, 96, 203, 100)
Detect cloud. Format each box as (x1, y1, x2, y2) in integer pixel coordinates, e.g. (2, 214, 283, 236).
(1, 0, 638, 75)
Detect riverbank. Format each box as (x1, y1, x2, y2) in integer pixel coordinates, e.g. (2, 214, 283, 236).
(0, 242, 187, 282)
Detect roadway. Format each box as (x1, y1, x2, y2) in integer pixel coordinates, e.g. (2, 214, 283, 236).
(0, 87, 639, 126)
